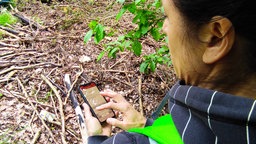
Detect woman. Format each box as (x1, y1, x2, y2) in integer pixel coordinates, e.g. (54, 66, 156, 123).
(83, 0, 256, 143)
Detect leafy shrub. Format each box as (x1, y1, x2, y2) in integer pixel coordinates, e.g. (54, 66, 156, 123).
(84, 0, 171, 73)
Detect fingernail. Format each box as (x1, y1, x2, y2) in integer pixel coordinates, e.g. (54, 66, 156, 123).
(106, 118, 111, 123)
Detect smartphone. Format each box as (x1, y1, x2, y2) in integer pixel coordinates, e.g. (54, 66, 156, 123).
(78, 82, 115, 123)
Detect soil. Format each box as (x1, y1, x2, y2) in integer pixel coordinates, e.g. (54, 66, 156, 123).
(0, 0, 177, 143)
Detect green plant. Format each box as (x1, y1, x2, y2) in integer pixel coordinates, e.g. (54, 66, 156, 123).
(140, 45, 171, 73)
(84, 0, 171, 73)
(84, 20, 105, 44)
(0, 11, 18, 26)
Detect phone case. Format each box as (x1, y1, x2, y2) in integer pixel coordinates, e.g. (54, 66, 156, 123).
(78, 82, 115, 123)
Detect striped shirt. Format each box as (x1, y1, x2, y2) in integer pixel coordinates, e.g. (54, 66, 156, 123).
(169, 81, 256, 144)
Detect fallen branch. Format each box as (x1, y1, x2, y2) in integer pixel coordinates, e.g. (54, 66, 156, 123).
(0, 51, 14, 57)
(0, 41, 19, 48)
(0, 29, 20, 39)
(138, 76, 143, 115)
(13, 12, 44, 29)
(30, 129, 41, 144)
(110, 54, 128, 69)
(83, 69, 135, 74)
(112, 76, 133, 88)
(0, 62, 61, 75)
(41, 74, 67, 144)
(16, 78, 58, 144)
(0, 25, 20, 35)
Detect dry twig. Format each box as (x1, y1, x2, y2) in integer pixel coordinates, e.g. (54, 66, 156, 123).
(110, 53, 128, 69)
(0, 29, 20, 39)
(0, 42, 19, 48)
(0, 62, 61, 75)
(0, 25, 20, 35)
(30, 129, 41, 144)
(138, 76, 143, 115)
(41, 74, 67, 144)
(16, 78, 58, 144)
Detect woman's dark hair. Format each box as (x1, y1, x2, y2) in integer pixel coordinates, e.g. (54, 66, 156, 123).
(173, 0, 256, 71)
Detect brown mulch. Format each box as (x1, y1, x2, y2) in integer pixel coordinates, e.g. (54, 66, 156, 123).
(0, 0, 177, 143)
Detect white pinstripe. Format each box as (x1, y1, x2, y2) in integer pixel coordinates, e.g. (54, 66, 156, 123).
(112, 133, 118, 144)
(182, 86, 193, 141)
(207, 91, 217, 130)
(246, 100, 256, 144)
(170, 85, 181, 114)
(207, 91, 218, 143)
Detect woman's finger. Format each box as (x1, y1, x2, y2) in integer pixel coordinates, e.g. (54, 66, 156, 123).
(100, 90, 126, 102)
(106, 118, 124, 129)
(82, 103, 93, 119)
(96, 101, 129, 112)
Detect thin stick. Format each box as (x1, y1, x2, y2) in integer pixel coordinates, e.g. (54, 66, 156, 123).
(110, 54, 128, 69)
(1, 89, 53, 108)
(112, 76, 133, 88)
(30, 129, 41, 144)
(0, 29, 20, 39)
(83, 69, 134, 73)
(0, 25, 20, 35)
(138, 76, 143, 115)
(41, 74, 67, 144)
(50, 90, 59, 120)
(0, 42, 19, 48)
(16, 78, 58, 144)
(64, 65, 84, 105)
(13, 12, 44, 29)
(0, 62, 61, 75)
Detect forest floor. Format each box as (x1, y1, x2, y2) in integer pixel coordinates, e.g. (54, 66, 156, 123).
(0, 0, 177, 143)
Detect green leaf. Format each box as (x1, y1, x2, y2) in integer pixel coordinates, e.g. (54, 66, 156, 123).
(127, 3, 136, 14)
(132, 11, 141, 23)
(122, 40, 132, 49)
(150, 61, 156, 72)
(157, 46, 169, 54)
(134, 30, 141, 38)
(116, 7, 127, 20)
(108, 47, 119, 58)
(89, 20, 98, 29)
(0, 93, 3, 97)
(135, 0, 141, 5)
(140, 12, 147, 24)
(141, 25, 149, 35)
(152, 0, 161, 8)
(150, 28, 161, 41)
(139, 62, 149, 73)
(116, 0, 125, 4)
(84, 30, 93, 44)
(94, 24, 105, 44)
(132, 40, 142, 56)
(118, 35, 125, 41)
(97, 51, 105, 61)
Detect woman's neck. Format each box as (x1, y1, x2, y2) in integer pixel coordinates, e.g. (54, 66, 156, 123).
(197, 66, 256, 99)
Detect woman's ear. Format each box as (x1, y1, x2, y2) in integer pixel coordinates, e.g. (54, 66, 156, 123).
(200, 16, 235, 64)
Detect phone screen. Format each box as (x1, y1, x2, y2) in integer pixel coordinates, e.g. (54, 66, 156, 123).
(79, 82, 115, 123)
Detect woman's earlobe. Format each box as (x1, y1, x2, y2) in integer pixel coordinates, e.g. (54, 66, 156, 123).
(202, 17, 235, 64)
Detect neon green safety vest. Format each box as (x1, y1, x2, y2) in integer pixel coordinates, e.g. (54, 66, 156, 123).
(128, 114, 184, 144)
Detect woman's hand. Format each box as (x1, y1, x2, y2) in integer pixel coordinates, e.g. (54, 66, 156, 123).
(83, 103, 112, 136)
(97, 89, 147, 131)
